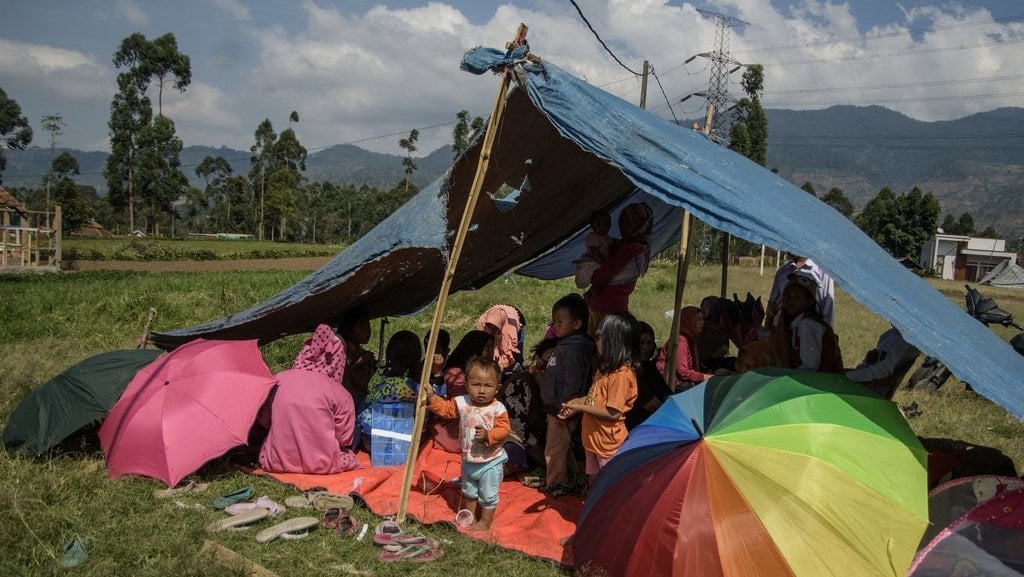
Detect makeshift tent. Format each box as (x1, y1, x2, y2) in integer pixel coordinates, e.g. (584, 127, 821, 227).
(980, 259, 1024, 288)
(152, 45, 1024, 421)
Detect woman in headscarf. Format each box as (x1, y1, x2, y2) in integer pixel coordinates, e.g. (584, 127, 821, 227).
(656, 306, 714, 391)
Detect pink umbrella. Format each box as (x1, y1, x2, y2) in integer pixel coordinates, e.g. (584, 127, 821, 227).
(99, 339, 276, 487)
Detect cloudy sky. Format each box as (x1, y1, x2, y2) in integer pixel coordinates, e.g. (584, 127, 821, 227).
(1, 0, 1021, 156)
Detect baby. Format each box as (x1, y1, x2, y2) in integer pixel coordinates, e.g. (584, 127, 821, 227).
(575, 209, 614, 289)
(424, 356, 509, 531)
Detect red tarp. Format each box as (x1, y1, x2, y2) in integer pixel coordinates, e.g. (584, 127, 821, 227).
(260, 443, 581, 565)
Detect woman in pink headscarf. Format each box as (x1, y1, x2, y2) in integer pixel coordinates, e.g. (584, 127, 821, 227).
(259, 324, 361, 474)
(656, 306, 714, 392)
(474, 304, 524, 371)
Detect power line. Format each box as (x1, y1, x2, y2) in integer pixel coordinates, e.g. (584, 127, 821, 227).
(567, 0, 642, 76)
(649, 66, 679, 124)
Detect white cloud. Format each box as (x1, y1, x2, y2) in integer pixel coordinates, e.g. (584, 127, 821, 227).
(162, 82, 246, 146)
(115, 0, 149, 26)
(0, 38, 111, 100)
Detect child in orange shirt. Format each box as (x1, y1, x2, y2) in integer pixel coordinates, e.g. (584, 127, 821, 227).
(425, 356, 510, 531)
(559, 313, 638, 484)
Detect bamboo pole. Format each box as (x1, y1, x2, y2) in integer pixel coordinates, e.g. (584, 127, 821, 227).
(662, 213, 693, 388)
(663, 105, 714, 387)
(396, 24, 529, 524)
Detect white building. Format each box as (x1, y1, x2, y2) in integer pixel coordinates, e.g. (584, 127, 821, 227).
(920, 232, 1017, 281)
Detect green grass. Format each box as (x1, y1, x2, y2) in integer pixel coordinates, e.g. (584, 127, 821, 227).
(62, 237, 346, 262)
(1, 262, 1023, 576)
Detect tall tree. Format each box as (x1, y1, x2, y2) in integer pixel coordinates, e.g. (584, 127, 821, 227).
(0, 86, 33, 183)
(728, 64, 767, 166)
(107, 32, 191, 232)
(104, 74, 151, 231)
(821, 187, 854, 218)
(452, 110, 483, 160)
(398, 128, 419, 194)
(250, 119, 277, 240)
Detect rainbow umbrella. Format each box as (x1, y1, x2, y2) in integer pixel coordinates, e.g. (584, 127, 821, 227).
(573, 368, 928, 577)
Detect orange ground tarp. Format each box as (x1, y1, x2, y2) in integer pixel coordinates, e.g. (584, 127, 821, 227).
(260, 442, 581, 565)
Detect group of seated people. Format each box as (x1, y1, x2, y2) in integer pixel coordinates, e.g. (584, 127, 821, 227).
(254, 259, 919, 527)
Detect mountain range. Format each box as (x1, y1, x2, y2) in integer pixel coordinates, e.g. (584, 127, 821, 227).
(4, 105, 1022, 239)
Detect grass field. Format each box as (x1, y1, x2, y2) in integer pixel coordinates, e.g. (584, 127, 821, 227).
(1, 261, 1022, 576)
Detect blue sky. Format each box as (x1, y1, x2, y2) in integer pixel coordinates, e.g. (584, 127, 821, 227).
(2, 0, 1021, 155)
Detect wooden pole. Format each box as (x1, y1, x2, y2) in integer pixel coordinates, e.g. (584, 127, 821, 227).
(720, 231, 730, 299)
(663, 105, 714, 387)
(53, 205, 62, 269)
(639, 61, 649, 110)
(662, 213, 693, 388)
(396, 24, 529, 524)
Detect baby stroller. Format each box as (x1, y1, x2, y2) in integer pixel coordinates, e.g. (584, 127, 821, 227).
(909, 285, 1024, 390)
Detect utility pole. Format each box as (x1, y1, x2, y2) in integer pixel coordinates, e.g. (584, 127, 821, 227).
(639, 60, 650, 109)
(41, 114, 65, 228)
(689, 9, 747, 298)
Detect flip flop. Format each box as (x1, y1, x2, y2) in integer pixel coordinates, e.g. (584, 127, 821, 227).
(206, 508, 271, 533)
(374, 520, 402, 536)
(377, 544, 444, 563)
(212, 486, 254, 510)
(225, 496, 286, 516)
(154, 480, 210, 499)
(373, 532, 438, 548)
(284, 490, 354, 511)
(255, 517, 319, 543)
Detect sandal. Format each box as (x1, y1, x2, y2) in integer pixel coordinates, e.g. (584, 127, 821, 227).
(212, 486, 254, 510)
(377, 543, 444, 563)
(255, 516, 320, 543)
(373, 531, 438, 548)
(206, 508, 270, 533)
(374, 520, 402, 537)
(285, 490, 354, 512)
(225, 496, 286, 517)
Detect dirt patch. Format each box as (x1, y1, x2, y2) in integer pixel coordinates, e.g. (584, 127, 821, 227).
(71, 257, 332, 272)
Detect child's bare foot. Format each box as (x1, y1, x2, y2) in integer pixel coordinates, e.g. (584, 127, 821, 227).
(468, 520, 491, 532)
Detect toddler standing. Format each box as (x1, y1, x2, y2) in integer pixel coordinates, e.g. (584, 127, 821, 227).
(425, 356, 509, 531)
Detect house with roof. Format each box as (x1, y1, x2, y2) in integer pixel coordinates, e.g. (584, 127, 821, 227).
(920, 231, 1017, 281)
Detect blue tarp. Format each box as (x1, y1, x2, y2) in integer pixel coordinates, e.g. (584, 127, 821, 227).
(154, 46, 1024, 421)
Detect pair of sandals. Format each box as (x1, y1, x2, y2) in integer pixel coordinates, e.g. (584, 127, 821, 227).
(321, 507, 361, 537)
(372, 521, 443, 562)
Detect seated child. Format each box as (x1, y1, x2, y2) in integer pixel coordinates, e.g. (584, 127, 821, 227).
(575, 209, 614, 289)
(425, 356, 510, 531)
